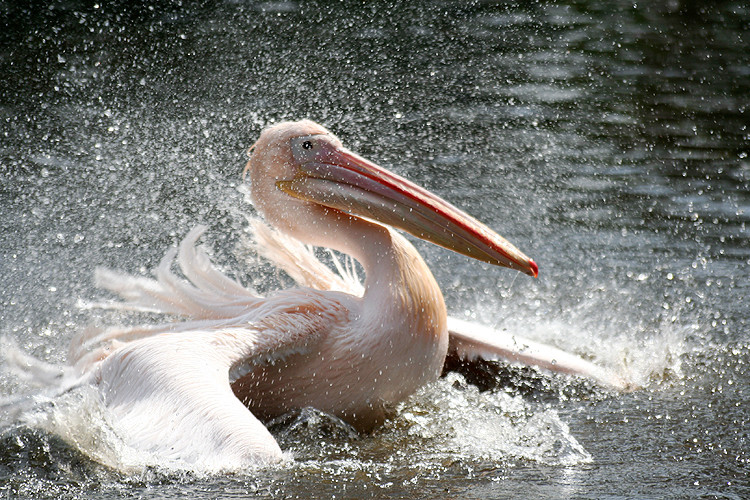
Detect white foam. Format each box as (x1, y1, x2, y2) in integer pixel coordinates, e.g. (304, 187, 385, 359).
(396, 373, 593, 466)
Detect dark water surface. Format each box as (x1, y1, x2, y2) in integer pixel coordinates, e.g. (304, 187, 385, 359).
(1, 0, 748, 498)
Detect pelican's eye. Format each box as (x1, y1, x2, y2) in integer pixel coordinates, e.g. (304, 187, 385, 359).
(291, 134, 328, 163)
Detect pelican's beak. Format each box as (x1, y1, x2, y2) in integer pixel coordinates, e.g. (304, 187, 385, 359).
(277, 134, 538, 277)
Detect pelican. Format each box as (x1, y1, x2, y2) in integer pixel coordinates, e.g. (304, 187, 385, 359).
(62, 120, 625, 469)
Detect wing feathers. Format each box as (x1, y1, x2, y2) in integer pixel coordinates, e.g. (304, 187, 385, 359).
(91, 300, 338, 469)
(247, 217, 364, 296)
(94, 227, 262, 321)
(95, 329, 284, 468)
(447, 317, 631, 390)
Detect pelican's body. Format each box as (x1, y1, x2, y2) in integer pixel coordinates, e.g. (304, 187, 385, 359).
(233, 227, 447, 429)
(51, 120, 624, 469)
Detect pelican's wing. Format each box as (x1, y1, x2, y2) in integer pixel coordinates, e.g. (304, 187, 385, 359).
(94, 330, 281, 469)
(92, 299, 339, 470)
(447, 317, 630, 390)
(72, 224, 327, 370)
(66, 224, 356, 468)
(93, 225, 262, 320)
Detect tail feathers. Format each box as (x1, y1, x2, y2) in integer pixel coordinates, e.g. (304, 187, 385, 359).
(93, 221, 362, 323)
(76, 226, 268, 370)
(176, 226, 258, 299)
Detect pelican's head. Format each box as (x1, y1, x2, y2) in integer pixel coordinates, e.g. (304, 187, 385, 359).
(244, 120, 538, 277)
(244, 120, 336, 239)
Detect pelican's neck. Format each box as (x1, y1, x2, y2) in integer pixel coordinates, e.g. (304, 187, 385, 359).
(288, 211, 447, 338)
(346, 218, 449, 407)
(335, 217, 448, 340)
(345, 221, 403, 293)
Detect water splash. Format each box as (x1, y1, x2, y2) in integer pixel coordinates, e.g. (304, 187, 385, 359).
(477, 305, 690, 391)
(393, 373, 592, 466)
(17, 386, 148, 474)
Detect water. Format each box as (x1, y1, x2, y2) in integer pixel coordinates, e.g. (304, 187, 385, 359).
(1, 0, 748, 497)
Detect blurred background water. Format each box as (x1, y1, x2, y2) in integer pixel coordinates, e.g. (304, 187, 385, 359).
(1, 0, 748, 498)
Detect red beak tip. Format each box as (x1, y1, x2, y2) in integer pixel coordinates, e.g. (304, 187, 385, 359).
(529, 259, 539, 278)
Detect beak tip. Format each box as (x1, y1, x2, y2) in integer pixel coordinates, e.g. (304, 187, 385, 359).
(529, 259, 539, 278)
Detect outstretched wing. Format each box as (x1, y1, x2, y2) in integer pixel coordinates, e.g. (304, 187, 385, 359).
(71, 224, 352, 372)
(70, 224, 353, 468)
(91, 296, 341, 470)
(447, 317, 630, 390)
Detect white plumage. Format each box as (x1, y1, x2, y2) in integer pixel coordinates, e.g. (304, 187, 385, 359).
(26, 120, 626, 470)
